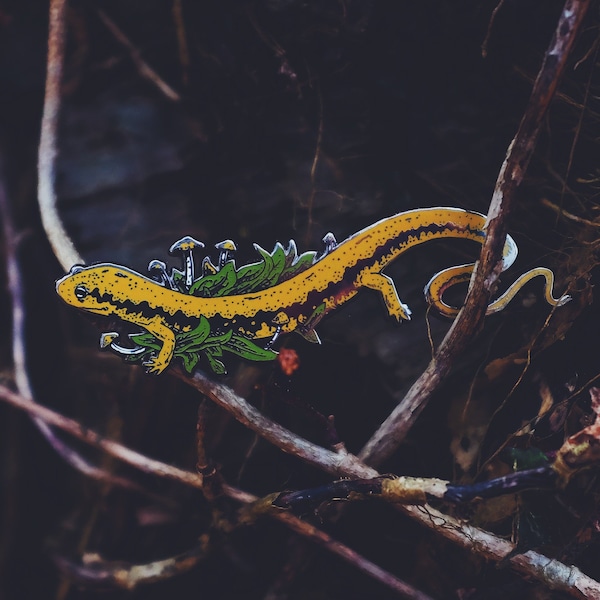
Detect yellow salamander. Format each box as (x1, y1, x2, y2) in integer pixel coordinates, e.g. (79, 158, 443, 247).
(56, 207, 570, 374)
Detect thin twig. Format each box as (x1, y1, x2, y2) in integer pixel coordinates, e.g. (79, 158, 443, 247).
(403, 503, 600, 599)
(358, 0, 590, 467)
(172, 0, 190, 86)
(0, 385, 203, 489)
(481, 0, 506, 58)
(257, 498, 434, 599)
(38, 0, 84, 270)
(541, 197, 600, 227)
(165, 372, 600, 597)
(97, 9, 181, 102)
(306, 87, 324, 242)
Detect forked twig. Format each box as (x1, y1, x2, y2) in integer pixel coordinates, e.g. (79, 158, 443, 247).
(173, 368, 376, 479)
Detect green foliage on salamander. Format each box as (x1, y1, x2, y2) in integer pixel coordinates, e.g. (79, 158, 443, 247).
(125, 315, 277, 375)
(180, 242, 317, 298)
(124, 242, 317, 373)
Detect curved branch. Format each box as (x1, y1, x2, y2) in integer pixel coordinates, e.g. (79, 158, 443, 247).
(38, 0, 83, 270)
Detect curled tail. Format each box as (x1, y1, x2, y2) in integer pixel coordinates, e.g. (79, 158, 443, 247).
(424, 244, 571, 319)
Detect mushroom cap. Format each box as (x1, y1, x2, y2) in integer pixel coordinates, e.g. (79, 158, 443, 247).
(169, 236, 204, 253)
(272, 311, 290, 325)
(148, 259, 168, 272)
(202, 256, 218, 274)
(322, 232, 337, 245)
(100, 332, 120, 348)
(215, 239, 237, 252)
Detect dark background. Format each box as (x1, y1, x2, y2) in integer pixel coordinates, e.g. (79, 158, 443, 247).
(1, 1, 599, 598)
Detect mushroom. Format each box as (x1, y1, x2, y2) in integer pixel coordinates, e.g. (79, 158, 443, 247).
(266, 311, 290, 348)
(215, 239, 237, 269)
(169, 236, 204, 290)
(100, 332, 146, 356)
(100, 331, 120, 349)
(202, 256, 218, 276)
(321, 232, 337, 257)
(148, 259, 175, 289)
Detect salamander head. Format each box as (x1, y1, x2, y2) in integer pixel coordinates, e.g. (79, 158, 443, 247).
(56, 263, 148, 316)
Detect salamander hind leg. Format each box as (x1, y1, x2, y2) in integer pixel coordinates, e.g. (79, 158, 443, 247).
(357, 270, 412, 321)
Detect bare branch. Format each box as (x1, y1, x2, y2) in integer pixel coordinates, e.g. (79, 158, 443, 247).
(0, 385, 429, 597)
(265, 502, 435, 600)
(174, 371, 600, 597)
(173, 368, 377, 479)
(406, 503, 600, 599)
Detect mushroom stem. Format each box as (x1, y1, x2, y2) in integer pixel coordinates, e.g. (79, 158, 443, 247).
(100, 332, 146, 356)
(321, 232, 337, 257)
(148, 259, 176, 289)
(169, 236, 204, 290)
(215, 239, 237, 269)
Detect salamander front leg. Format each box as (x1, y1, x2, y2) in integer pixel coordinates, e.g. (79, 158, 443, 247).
(357, 271, 412, 321)
(141, 317, 177, 374)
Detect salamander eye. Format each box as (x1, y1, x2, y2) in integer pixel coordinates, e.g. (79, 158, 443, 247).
(74, 285, 90, 301)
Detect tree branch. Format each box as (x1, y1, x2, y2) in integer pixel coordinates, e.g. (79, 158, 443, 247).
(358, 0, 590, 467)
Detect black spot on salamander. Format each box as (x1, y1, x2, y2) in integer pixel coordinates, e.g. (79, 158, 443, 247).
(116, 272, 127, 278)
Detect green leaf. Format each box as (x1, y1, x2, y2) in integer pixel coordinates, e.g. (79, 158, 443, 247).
(130, 332, 157, 345)
(252, 243, 275, 287)
(204, 329, 233, 346)
(204, 350, 227, 374)
(182, 329, 232, 355)
(189, 262, 237, 297)
(182, 352, 199, 373)
(230, 260, 268, 294)
(178, 316, 211, 351)
(280, 250, 317, 281)
(261, 242, 287, 288)
(224, 334, 277, 362)
(125, 350, 152, 363)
